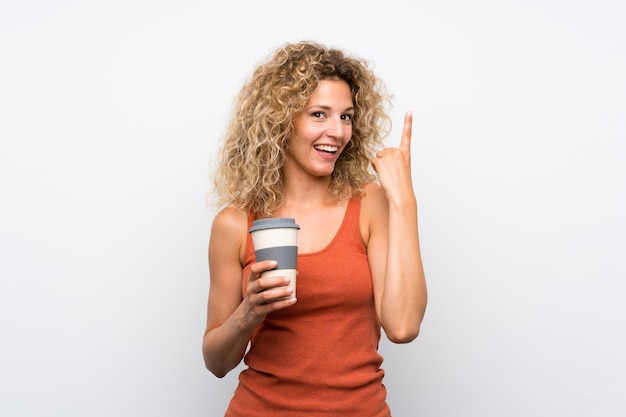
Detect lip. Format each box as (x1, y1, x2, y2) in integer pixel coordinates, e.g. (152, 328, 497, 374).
(315, 149, 338, 160)
(313, 144, 340, 160)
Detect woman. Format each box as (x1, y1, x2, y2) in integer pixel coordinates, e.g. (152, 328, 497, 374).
(203, 40, 427, 416)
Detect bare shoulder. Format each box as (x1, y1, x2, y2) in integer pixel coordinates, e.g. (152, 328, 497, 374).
(359, 183, 389, 246)
(210, 206, 249, 264)
(212, 206, 248, 234)
(361, 183, 389, 215)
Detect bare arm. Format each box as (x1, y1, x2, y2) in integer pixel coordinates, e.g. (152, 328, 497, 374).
(202, 207, 297, 377)
(368, 111, 427, 343)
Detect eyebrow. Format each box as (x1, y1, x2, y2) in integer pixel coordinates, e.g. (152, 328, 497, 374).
(304, 104, 355, 112)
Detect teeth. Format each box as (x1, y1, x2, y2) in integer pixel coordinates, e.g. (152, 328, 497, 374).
(314, 145, 338, 153)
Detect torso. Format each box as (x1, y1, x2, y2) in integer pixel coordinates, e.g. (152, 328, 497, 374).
(225, 194, 390, 416)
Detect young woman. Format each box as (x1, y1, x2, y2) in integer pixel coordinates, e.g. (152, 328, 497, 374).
(203, 41, 427, 416)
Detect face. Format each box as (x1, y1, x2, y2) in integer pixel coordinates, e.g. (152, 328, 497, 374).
(285, 79, 354, 180)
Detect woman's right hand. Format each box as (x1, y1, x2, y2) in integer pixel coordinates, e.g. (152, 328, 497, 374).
(240, 260, 297, 330)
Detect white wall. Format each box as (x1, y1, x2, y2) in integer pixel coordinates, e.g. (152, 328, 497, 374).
(1, 1, 624, 416)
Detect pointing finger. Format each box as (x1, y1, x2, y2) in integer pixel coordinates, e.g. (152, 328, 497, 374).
(399, 110, 413, 154)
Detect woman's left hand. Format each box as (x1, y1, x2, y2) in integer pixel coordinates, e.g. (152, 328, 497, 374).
(370, 111, 415, 204)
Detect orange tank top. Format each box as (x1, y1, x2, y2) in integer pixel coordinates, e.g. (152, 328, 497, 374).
(224, 197, 391, 417)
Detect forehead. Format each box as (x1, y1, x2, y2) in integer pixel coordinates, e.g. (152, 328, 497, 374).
(306, 79, 353, 107)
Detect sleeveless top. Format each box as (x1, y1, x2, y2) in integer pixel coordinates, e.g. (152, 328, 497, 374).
(224, 197, 391, 417)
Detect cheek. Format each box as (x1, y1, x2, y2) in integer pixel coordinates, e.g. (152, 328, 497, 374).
(292, 122, 314, 142)
(287, 135, 310, 158)
(338, 136, 352, 155)
(344, 129, 353, 144)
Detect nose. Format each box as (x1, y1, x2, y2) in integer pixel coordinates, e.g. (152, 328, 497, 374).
(325, 116, 348, 139)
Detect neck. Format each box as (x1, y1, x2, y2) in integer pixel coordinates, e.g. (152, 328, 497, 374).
(281, 174, 334, 211)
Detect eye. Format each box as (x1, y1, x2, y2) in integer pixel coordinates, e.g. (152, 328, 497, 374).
(311, 111, 325, 119)
(341, 114, 353, 122)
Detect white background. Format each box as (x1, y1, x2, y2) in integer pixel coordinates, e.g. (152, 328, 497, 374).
(1, 1, 625, 416)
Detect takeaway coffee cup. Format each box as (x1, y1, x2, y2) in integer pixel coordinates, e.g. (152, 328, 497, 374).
(249, 218, 300, 299)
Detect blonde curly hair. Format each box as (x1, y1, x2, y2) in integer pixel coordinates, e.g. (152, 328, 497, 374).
(210, 41, 392, 218)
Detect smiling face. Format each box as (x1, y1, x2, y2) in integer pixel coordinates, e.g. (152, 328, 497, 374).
(284, 79, 354, 181)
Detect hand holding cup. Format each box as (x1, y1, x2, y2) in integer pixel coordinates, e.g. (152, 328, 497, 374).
(243, 218, 299, 325)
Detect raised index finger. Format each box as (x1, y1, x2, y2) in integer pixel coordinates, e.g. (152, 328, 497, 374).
(399, 110, 413, 154)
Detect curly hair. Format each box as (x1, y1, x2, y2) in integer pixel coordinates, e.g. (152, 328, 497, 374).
(210, 41, 392, 218)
